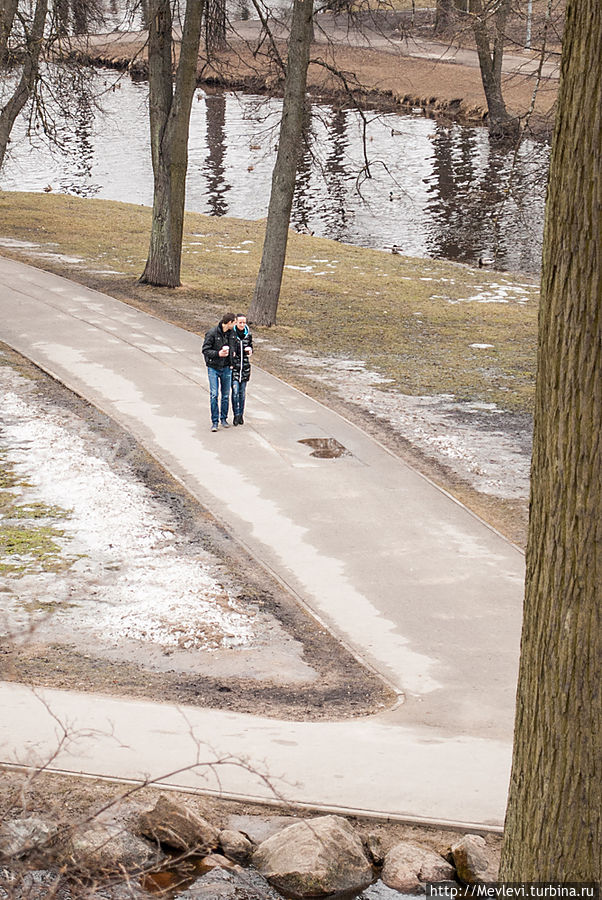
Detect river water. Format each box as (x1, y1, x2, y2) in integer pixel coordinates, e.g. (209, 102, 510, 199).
(0, 69, 549, 274)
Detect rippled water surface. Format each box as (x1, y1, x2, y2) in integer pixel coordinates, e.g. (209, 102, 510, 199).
(1, 71, 549, 273)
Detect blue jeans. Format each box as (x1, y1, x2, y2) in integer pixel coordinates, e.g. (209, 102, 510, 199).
(208, 366, 232, 425)
(231, 379, 247, 418)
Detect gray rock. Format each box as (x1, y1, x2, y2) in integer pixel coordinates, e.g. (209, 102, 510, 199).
(451, 834, 497, 884)
(252, 814, 374, 897)
(178, 866, 281, 899)
(226, 815, 300, 845)
(0, 868, 73, 900)
(219, 829, 253, 863)
(365, 832, 387, 866)
(0, 817, 58, 860)
(381, 842, 455, 893)
(62, 822, 161, 875)
(138, 796, 219, 853)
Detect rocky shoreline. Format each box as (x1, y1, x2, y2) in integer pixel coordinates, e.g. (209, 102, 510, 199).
(0, 791, 500, 899)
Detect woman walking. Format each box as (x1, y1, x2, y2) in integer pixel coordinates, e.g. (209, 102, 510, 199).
(231, 313, 253, 425)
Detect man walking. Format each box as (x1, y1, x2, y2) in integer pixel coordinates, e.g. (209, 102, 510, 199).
(202, 313, 235, 432)
(230, 313, 253, 426)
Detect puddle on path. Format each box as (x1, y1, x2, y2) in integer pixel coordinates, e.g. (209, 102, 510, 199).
(298, 437, 352, 459)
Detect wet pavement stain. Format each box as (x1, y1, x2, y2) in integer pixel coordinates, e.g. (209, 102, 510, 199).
(298, 438, 352, 459)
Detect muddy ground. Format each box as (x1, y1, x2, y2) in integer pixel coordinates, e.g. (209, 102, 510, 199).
(0, 344, 395, 720)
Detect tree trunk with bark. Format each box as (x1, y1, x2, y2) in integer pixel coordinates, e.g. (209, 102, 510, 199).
(140, 0, 204, 288)
(434, 0, 454, 34)
(247, 0, 314, 326)
(499, 0, 601, 880)
(470, 0, 516, 137)
(0, 0, 48, 170)
(204, 0, 226, 54)
(0, 0, 18, 67)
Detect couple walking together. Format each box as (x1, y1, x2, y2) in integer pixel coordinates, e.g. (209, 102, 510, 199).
(202, 312, 253, 432)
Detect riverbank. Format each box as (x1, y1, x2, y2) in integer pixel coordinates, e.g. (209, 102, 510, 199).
(0, 192, 537, 545)
(72, 15, 557, 132)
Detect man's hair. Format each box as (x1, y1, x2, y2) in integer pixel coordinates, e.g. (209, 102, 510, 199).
(235, 313, 247, 320)
(220, 312, 236, 325)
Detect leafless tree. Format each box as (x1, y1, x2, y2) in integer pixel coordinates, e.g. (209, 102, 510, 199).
(139, 0, 205, 288)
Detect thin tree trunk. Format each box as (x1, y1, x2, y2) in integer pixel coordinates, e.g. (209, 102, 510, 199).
(471, 0, 515, 136)
(0, 0, 48, 171)
(499, 0, 601, 880)
(140, 0, 204, 288)
(0, 0, 18, 67)
(247, 0, 314, 326)
(204, 0, 226, 54)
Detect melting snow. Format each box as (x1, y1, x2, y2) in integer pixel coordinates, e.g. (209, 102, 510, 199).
(0, 369, 255, 652)
(285, 351, 530, 499)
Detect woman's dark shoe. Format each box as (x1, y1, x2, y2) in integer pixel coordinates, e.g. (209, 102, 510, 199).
(233, 416, 240, 426)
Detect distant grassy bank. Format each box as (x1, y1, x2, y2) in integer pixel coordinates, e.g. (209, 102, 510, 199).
(0, 191, 538, 413)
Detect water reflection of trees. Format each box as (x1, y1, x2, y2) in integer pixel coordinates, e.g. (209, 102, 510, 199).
(426, 123, 547, 271)
(291, 104, 351, 242)
(203, 92, 230, 216)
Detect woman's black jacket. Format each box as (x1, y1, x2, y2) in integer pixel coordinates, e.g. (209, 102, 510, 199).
(202, 323, 231, 370)
(230, 326, 253, 382)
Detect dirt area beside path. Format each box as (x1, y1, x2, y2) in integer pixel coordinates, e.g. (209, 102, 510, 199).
(0, 345, 395, 719)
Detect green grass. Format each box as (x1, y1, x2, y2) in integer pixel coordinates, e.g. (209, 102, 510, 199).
(0, 191, 539, 414)
(0, 455, 72, 576)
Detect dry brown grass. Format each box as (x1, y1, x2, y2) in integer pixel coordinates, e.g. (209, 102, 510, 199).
(0, 191, 538, 416)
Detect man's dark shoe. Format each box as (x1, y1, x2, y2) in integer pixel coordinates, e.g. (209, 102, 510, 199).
(211, 424, 218, 432)
(239, 415, 244, 425)
(221, 420, 230, 428)
(233, 416, 240, 426)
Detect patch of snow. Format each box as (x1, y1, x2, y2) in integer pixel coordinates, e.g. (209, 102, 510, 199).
(470, 343, 495, 349)
(284, 265, 314, 272)
(0, 370, 255, 652)
(284, 351, 530, 499)
(452, 283, 534, 305)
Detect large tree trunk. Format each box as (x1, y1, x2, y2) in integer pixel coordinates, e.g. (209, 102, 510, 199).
(470, 0, 516, 137)
(434, 0, 454, 34)
(247, 0, 314, 326)
(0, 0, 48, 171)
(0, 0, 18, 67)
(140, 0, 204, 288)
(499, 0, 601, 880)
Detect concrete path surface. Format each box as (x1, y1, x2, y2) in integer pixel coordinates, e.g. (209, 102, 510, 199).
(0, 256, 524, 828)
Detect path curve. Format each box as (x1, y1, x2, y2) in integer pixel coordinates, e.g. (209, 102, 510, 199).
(0, 256, 523, 828)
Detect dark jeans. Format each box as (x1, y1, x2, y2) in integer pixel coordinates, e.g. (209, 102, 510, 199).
(231, 379, 247, 418)
(208, 366, 231, 425)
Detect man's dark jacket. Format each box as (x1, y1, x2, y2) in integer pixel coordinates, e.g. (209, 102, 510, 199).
(231, 325, 253, 382)
(202, 323, 231, 370)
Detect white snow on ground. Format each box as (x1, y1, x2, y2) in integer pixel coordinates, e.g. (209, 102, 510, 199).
(0, 368, 255, 651)
(450, 282, 533, 304)
(281, 350, 531, 500)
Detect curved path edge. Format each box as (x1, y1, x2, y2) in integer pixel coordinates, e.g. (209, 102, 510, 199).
(0, 256, 523, 827)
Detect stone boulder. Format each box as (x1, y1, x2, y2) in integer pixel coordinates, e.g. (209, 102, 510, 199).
(138, 796, 219, 853)
(252, 815, 373, 897)
(178, 865, 281, 899)
(451, 834, 498, 884)
(381, 841, 455, 893)
(62, 822, 161, 874)
(0, 817, 58, 861)
(219, 828, 253, 863)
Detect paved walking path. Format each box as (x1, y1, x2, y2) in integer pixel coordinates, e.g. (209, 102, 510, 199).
(0, 257, 524, 828)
